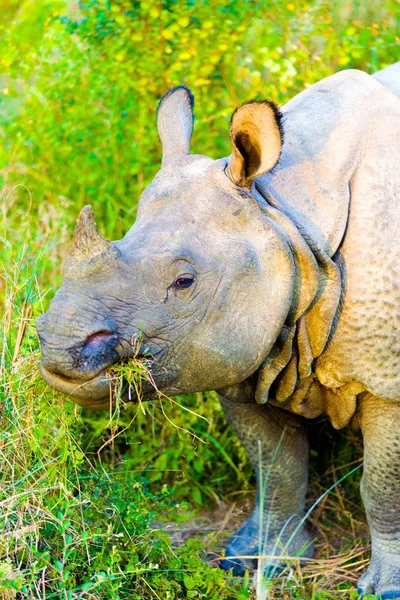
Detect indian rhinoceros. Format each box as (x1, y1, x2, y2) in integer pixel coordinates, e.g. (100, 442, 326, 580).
(37, 63, 400, 598)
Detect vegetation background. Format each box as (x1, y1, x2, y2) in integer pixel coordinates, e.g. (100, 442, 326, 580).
(0, 0, 399, 598)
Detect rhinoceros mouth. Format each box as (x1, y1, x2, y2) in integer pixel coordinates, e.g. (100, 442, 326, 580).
(40, 360, 161, 409)
(40, 361, 116, 409)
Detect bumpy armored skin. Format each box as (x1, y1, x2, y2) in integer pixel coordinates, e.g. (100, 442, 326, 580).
(36, 63, 400, 594)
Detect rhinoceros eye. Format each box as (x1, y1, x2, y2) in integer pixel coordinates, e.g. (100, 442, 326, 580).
(174, 274, 194, 290)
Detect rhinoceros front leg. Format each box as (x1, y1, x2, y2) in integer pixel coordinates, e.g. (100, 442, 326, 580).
(218, 395, 314, 575)
(358, 394, 400, 599)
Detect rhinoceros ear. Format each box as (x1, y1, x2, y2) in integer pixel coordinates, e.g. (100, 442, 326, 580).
(157, 85, 194, 167)
(227, 100, 283, 188)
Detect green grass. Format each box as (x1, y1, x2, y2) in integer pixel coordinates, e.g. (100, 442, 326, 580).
(1, 0, 399, 597)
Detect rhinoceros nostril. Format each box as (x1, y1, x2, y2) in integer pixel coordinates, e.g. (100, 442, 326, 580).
(84, 330, 114, 350)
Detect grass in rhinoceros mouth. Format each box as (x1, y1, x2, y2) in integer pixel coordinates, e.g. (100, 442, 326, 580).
(107, 354, 154, 403)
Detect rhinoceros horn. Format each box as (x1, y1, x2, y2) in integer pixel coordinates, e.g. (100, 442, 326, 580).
(64, 205, 119, 279)
(69, 204, 111, 260)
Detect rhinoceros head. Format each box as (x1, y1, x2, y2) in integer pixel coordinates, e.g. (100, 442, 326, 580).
(37, 86, 297, 408)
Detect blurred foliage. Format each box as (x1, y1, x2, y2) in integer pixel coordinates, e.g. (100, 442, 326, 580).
(0, 0, 398, 597)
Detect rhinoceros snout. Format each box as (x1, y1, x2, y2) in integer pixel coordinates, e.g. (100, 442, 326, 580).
(37, 310, 121, 384)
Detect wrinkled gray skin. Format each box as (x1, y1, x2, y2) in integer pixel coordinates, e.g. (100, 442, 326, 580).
(37, 63, 400, 598)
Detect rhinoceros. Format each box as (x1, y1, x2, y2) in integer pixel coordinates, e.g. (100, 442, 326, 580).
(37, 63, 400, 597)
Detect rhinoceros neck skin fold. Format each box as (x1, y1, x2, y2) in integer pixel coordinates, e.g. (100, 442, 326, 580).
(251, 184, 368, 430)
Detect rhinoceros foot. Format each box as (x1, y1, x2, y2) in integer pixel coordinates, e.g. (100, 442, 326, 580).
(219, 514, 314, 576)
(357, 557, 400, 599)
